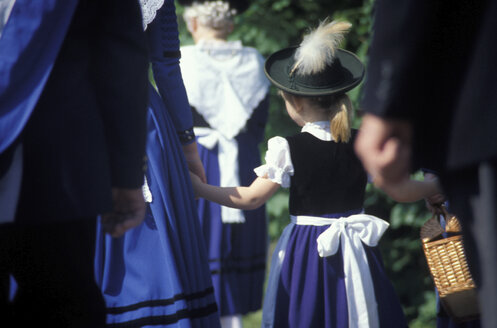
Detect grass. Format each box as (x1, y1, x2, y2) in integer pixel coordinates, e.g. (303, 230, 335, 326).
(242, 310, 263, 328)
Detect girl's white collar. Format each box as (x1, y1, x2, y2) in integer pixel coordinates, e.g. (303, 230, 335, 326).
(301, 121, 333, 141)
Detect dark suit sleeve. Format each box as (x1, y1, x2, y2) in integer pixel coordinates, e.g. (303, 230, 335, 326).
(361, 0, 487, 172)
(92, 0, 149, 188)
(361, 0, 438, 120)
(361, 0, 483, 121)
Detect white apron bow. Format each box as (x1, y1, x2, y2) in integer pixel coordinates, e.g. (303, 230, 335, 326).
(194, 127, 245, 223)
(292, 214, 389, 328)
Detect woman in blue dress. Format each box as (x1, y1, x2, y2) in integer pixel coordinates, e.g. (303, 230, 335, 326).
(180, 2, 270, 326)
(94, 1, 220, 327)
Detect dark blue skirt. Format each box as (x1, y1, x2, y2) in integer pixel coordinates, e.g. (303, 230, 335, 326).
(263, 222, 407, 328)
(195, 131, 268, 316)
(94, 87, 220, 327)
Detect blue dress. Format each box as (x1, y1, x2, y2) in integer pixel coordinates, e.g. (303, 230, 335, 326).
(94, 2, 220, 327)
(257, 124, 407, 328)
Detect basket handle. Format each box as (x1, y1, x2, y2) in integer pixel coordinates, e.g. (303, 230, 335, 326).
(435, 204, 462, 234)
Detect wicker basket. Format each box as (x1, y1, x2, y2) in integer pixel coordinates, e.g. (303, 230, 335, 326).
(420, 206, 480, 322)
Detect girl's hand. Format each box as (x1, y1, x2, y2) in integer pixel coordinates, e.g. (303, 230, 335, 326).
(424, 192, 446, 214)
(423, 172, 446, 214)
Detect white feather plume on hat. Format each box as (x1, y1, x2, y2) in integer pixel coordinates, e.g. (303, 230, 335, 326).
(291, 19, 352, 76)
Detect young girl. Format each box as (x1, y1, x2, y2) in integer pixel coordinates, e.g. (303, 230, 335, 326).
(190, 20, 407, 327)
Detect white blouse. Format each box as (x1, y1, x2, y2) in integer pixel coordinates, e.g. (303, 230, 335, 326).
(254, 121, 333, 187)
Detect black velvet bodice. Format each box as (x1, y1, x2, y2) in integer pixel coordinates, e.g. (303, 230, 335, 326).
(286, 130, 367, 216)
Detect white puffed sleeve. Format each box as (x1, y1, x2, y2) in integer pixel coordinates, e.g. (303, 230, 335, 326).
(254, 136, 294, 188)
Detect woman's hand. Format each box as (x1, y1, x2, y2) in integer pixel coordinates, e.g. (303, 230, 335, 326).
(182, 142, 207, 183)
(189, 171, 203, 199)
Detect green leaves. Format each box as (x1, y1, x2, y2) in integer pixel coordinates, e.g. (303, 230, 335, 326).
(390, 202, 432, 229)
(266, 189, 290, 241)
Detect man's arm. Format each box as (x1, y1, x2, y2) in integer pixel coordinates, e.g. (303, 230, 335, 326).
(355, 114, 412, 188)
(94, 0, 149, 237)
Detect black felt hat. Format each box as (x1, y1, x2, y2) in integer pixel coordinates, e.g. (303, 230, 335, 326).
(264, 46, 364, 97)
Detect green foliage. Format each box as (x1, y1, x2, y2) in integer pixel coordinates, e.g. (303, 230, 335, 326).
(266, 189, 290, 241)
(176, 0, 438, 325)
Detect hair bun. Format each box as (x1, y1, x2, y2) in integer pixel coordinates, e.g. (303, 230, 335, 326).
(183, 1, 237, 30)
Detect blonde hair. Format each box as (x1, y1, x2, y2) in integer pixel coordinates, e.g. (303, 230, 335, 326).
(329, 94, 352, 143)
(280, 91, 353, 143)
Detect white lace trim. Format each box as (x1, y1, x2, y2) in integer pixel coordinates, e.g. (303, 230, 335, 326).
(254, 137, 294, 188)
(139, 0, 165, 29)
